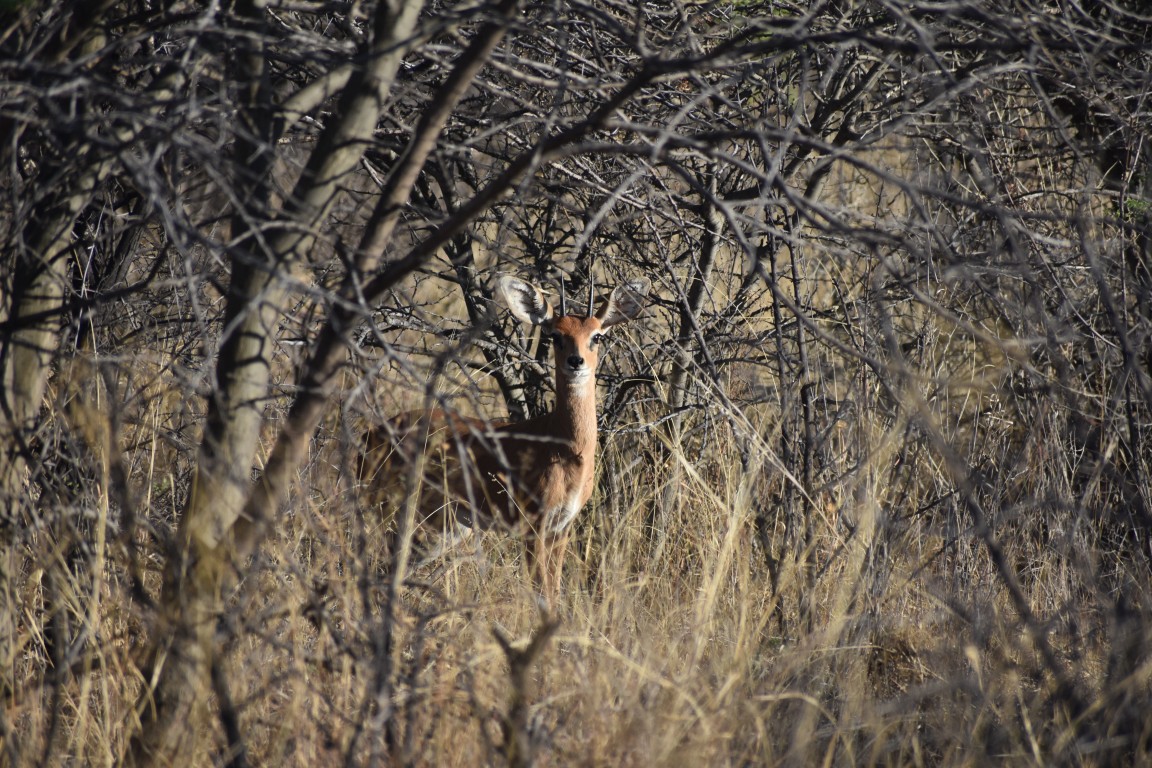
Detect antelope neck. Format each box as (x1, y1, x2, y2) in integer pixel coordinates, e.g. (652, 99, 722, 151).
(551, 373, 598, 456)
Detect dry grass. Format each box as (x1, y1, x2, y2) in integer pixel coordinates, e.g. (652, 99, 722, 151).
(6, 352, 1147, 767)
(4, 247, 1150, 766)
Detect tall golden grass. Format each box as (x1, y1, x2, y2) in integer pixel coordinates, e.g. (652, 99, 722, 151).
(7, 326, 1145, 767)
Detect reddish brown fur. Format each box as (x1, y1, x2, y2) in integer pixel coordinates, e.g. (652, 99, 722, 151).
(357, 276, 648, 604)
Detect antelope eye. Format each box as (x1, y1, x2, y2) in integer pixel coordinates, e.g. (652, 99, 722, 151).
(590, 333, 604, 347)
(550, 332, 562, 346)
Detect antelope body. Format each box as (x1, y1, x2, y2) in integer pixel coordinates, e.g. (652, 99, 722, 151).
(358, 275, 649, 602)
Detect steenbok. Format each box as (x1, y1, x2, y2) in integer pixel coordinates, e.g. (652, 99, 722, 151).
(358, 274, 649, 604)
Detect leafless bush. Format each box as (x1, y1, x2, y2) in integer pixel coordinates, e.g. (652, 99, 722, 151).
(1, 0, 1150, 764)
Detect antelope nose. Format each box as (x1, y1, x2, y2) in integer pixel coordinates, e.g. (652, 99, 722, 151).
(567, 355, 584, 369)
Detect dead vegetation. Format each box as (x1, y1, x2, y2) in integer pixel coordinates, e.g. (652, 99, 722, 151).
(3, 0, 1151, 765)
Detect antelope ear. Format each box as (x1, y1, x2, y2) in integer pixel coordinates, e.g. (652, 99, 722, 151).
(498, 275, 555, 326)
(595, 278, 650, 329)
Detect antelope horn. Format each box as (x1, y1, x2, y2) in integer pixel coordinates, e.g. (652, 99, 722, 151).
(558, 277, 567, 317)
(586, 278, 595, 316)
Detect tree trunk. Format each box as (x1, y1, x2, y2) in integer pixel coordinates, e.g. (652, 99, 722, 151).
(126, 1, 428, 762)
(0, 158, 109, 701)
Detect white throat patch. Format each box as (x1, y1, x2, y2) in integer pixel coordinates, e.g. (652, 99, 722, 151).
(565, 370, 595, 391)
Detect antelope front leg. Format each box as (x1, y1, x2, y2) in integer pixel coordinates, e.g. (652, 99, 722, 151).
(525, 533, 570, 607)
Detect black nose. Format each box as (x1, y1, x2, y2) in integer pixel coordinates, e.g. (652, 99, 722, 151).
(567, 355, 584, 369)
